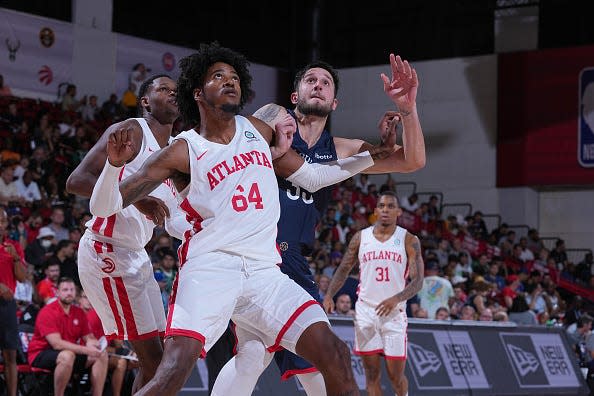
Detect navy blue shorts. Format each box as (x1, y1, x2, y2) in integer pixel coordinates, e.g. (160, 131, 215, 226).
(275, 252, 321, 379)
(0, 298, 18, 350)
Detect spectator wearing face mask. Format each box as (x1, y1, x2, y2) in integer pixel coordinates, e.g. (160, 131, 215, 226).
(25, 226, 55, 271)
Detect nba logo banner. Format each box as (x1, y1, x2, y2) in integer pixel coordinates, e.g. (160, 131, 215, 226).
(578, 67, 594, 167)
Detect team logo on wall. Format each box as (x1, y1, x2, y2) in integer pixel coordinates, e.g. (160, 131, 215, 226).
(578, 67, 594, 167)
(38, 65, 53, 85)
(39, 27, 55, 48)
(5, 37, 20, 61)
(162, 52, 175, 71)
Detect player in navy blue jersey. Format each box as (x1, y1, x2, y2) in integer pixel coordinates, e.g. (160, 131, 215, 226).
(212, 53, 425, 396)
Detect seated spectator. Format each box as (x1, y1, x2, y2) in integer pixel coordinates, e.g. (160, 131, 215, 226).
(334, 293, 355, 317)
(459, 305, 477, 321)
(550, 239, 568, 267)
(47, 207, 69, 242)
(317, 274, 331, 300)
(28, 277, 108, 396)
(493, 311, 509, 322)
(36, 262, 60, 305)
(418, 259, 454, 319)
(484, 260, 505, 291)
(502, 274, 522, 309)
(508, 294, 538, 325)
(466, 281, 491, 315)
(434, 306, 450, 320)
(526, 228, 544, 256)
(478, 308, 494, 322)
(46, 240, 78, 287)
(80, 95, 100, 122)
(60, 84, 85, 113)
(120, 83, 138, 117)
(25, 226, 55, 271)
(0, 165, 22, 206)
(15, 170, 42, 204)
(415, 308, 429, 319)
(400, 193, 419, 213)
(100, 94, 125, 121)
(518, 237, 535, 262)
(78, 290, 135, 396)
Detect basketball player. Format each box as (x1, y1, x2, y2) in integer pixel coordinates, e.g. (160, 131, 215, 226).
(213, 53, 425, 395)
(323, 191, 424, 396)
(88, 42, 394, 396)
(65, 75, 189, 391)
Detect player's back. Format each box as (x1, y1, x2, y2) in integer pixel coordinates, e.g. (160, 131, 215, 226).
(85, 118, 179, 250)
(358, 225, 409, 309)
(175, 115, 281, 264)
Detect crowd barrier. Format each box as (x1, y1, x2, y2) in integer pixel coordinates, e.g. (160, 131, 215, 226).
(180, 317, 590, 395)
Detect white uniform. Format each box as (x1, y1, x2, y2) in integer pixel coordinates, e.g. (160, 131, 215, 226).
(168, 115, 328, 357)
(354, 225, 409, 359)
(78, 118, 183, 341)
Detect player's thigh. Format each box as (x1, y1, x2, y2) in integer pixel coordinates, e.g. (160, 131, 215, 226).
(167, 252, 243, 354)
(354, 301, 383, 354)
(234, 264, 328, 354)
(380, 310, 408, 359)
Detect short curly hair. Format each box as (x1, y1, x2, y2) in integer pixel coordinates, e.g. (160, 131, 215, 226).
(177, 42, 252, 126)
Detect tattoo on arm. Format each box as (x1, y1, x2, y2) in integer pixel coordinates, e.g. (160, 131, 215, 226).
(327, 232, 361, 298)
(394, 234, 424, 302)
(253, 103, 283, 123)
(120, 175, 163, 208)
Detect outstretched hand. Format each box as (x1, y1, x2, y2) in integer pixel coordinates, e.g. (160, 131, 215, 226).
(323, 296, 335, 314)
(380, 53, 419, 114)
(271, 113, 296, 160)
(107, 127, 137, 167)
(378, 111, 401, 147)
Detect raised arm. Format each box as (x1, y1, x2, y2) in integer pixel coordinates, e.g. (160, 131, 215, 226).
(89, 128, 189, 218)
(334, 53, 425, 174)
(323, 231, 361, 313)
(66, 119, 142, 198)
(376, 232, 424, 316)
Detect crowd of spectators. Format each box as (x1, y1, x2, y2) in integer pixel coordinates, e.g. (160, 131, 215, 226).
(0, 83, 593, 391)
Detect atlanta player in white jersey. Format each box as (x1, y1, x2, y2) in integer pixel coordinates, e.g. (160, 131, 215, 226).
(66, 75, 189, 391)
(324, 191, 424, 396)
(88, 42, 395, 396)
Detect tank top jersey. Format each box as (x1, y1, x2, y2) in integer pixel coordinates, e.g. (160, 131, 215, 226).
(276, 109, 338, 255)
(174, 115, 281, 264)
(85, 118, 180, 250)
(357, 225, 409, 309)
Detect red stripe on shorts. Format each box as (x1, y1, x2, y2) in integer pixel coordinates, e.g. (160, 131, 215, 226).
(280, 367, 319, 381)
(104, 214, 116, 237)
(114, 277, 138, 338)
(94, 241, 103, 254)
(103, 278, 124, 336)
(91, 217, 104, 233)
(267, 300, 319, 353)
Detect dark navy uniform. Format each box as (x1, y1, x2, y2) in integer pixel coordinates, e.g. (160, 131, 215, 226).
(274, 108, 338, 379)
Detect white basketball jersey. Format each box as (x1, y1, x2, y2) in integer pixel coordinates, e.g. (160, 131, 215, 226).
(174, 115, 281, 264)
(357, 225, 408, 308)
(85, 118, 181, 250)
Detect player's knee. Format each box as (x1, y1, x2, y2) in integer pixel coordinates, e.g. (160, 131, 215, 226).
(57, 350, 76, 366)
(235, 340, 271, 376)
(365, 365, 381, 383)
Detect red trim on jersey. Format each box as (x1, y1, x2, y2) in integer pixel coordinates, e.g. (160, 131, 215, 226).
(166, 269, 180, 333)
(165, 329, 206, 358)
(118, 166, 126, 181)
(178, 198, 203, 266)
(231, 322, 238, 355)
(94, 241, 103, 253)
(267, 300, 319, 353)
(114, 277, 138, 337)
(91, 217, 104, 233)
(104, 214, 116, 237)
(354, 348, 384, 356)
(280, 367, 319, 381)
(106, 243, 113, 252)
(103, 278, 124, 336)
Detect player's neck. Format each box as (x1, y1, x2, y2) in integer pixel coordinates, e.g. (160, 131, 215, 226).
(144, 114, 173, 148)
(373, 223, 397, 239)
(294, 110, 327, 148)
(198, 114, 236, 145)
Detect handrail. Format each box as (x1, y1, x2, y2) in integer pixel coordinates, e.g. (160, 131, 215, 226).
(441, 203, 473, 218)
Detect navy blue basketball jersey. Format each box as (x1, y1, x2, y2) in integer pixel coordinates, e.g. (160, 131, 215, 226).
(276, 109, 338, 257)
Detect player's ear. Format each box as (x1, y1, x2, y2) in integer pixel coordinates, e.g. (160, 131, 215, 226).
(193, 88, 201, 101)
(140, 96, 150, 113)
(290, 92, 298, 105)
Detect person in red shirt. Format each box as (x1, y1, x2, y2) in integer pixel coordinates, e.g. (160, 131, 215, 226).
(28, 277, 108, 396)
(0, 208, 27, 396)
(36, 262, 60, 305)
(502, 274, 522, 309)
(78, 290, 133, 396)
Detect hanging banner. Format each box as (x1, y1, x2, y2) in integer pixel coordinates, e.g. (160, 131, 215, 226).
(0, 8, 73, 98)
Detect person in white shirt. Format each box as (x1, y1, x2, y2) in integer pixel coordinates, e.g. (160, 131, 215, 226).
(15, 170, 42, 203)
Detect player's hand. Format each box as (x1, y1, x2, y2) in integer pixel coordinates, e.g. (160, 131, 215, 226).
(323, 296, 335, 314)
(375, 296, 399, 317)
(107, 127, 136, 167)
(270, 114, 296, 160)
(368, 144, 395, 161)
(377, 111, 401, 147)
(380, 53, 418, 114)
(133, 197, 170, 226)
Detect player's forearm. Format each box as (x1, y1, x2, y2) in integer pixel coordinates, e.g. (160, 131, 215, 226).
(285, 151, 374, 192)
(400, 105, 426, 171)
(165, 211, 191, 241)
(66, 171, 98, 198)
(326, 265, 352, 298)
(393, 275, 423, 304)
(50, 338, 87, 355)
(89, 160, 124, 217)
